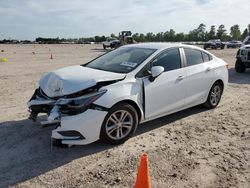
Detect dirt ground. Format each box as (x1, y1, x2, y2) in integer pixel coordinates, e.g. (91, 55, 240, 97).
(0, 44, 249, 188)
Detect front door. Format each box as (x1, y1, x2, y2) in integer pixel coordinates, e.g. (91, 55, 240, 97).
(143, 48, 186, 120)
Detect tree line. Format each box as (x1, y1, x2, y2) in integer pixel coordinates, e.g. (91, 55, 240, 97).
(131, 24, 250, 42)
(1, 23, 249, 44)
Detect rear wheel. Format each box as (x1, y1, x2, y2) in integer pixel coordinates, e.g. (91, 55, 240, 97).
(100, 103, 138, 145)
(103, 44, 106, 49)
(114, 42, 120, 48)
(235, 59, 246, 73)
(203, 82, 223, 109)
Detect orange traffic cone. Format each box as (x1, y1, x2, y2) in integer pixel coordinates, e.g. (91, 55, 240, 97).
(50, 53, 53, 59)
(135, 153, 151, 188)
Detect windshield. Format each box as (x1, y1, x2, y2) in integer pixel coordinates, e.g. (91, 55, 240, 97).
(243, 36, 250, 45)
(84, 47, 156, 73)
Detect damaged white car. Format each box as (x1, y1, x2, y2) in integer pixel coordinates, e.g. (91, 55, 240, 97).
(28, 43, 228, 146)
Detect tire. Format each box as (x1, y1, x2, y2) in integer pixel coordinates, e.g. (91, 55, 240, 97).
(114, 42, 120, 48)
(110, 43, 114, 49)
(203, 82, 223, 109)
(103, 44, 106, 49)
(52, 138, 68, 148)
(100, 103, 138, 145)
(221, 45, 225, 49)
(235, 59, 246, 73)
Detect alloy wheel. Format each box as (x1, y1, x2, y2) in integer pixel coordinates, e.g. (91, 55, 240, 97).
(105, 110, 133, 140)
(210, 85, 221, 106)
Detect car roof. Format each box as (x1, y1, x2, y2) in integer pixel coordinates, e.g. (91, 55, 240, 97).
(121, 42, 201, 50)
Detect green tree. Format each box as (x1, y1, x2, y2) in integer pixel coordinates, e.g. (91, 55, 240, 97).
(168, 29, 176, 41)
(187, 24, 206, 41)
(132, 33, 140, 42)
(110, 33, 117, 38)
(197, 23, 206, 41)
(163, 31, 170, 41)
(208, 25, 216, 39)
(139, 33, 145, 42)
(94, 35, 106, 42)
(230, 25, 241, 40)
(175, 32, 185, 41)
(145, 32, 155, 42)
(188, 30, 196, 41)
(217, 24, 227, 40)
(154, 32, 161, 41)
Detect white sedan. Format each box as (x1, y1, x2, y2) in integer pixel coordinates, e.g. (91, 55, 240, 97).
(28, 43, 228, 146)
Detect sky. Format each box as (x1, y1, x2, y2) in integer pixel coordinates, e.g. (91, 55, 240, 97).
(0, 0, 250, 40)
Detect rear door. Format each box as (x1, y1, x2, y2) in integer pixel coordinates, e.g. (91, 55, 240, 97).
(182, 48, 214, 106)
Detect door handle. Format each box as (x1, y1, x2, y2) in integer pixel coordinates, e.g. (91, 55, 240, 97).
(206, 67, 212, 71)
(177, 75, 184, 81)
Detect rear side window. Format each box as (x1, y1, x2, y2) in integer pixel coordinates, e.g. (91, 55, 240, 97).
(202, 52, 211, 62)
(153, 48, 181, 72)
(184, 48, 203, 66)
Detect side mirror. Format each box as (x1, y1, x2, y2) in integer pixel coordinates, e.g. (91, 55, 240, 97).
(151, 66, 164, 78)
(149, 66, 164, 81)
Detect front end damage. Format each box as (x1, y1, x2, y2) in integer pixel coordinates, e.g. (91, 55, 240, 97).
(28, 64, 127, 145)
(28, 87, 109, 145)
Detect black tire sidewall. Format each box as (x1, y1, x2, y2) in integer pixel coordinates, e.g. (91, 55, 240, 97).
(204, 82, 223, 109)
(100, 103, 138, 145)
(235, 59, 246, 73)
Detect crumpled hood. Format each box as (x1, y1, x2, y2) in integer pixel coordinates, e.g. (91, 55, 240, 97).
(39, 65, 125, 98)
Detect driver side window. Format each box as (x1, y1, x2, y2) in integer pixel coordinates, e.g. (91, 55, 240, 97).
(153, 48, 181, 72)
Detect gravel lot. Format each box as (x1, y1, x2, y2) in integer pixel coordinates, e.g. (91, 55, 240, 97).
(0, 44, 249, 188)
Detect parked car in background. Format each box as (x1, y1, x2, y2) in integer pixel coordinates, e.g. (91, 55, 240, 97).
(227, 40, 242, 48)
(28, 43, 228, 146)
(204, 39, 225, 50)
(235, 37, 250, 73)
(102, 38, 120, 49)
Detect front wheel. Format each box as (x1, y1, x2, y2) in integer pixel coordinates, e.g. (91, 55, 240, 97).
(203, 82, 223, 109)
(235, 59, 246, 73)
(100, 103, 138, 145)
(103, 44, 106, 49)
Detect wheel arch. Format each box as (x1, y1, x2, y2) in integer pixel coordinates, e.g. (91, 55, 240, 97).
(214, 79, 224, 93)
(99, 99, 142, 144)
(205, 79, 225, 103)
(109, 99, 143, 123)
(203, 79, 224, 109)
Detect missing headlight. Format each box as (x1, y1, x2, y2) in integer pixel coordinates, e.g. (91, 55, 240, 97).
(56, 90, 107, 115)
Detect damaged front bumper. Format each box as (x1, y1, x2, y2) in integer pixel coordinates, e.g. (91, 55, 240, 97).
(52, 109, 107, 145)
(28, 88, 108, 145)
(27, 88, 56, 122)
